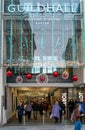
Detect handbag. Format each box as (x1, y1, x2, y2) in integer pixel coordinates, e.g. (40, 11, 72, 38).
(16, 111, 18, 119)
(50, 113, 53, 119)
(71, 111, 74, 122)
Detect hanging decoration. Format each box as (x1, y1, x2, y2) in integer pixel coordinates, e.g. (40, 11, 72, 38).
(53, 71, 59, 77)
(7, 70, 13, 77)
(72, 75, 78, 81)
(16, 76, 23, 83)
(26, 73, 32, 79)
(62, 71, 69, 79)
(2, 61, 85, 68)
(40, 76, 45, 81)
(36, 73, 48, 85)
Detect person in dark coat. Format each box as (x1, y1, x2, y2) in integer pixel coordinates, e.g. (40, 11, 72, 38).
(39, 102, 44, 117)
(32, 101, 39, 119)
(59, 99, 65, 123)
(68, 99, 75, 119)
(16, 102, 24, 123)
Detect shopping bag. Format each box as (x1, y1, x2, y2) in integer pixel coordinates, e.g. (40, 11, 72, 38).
(16, 111, 18, 119)
(71, 111, 75, 122)
(50, 113, 53, 119)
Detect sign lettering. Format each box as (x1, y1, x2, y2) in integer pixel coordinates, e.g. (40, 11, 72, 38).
(8, 3, 77, 13)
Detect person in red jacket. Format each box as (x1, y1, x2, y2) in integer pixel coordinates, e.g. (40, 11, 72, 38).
(43, 101, 48, 117)
(73, 104, 82, 130)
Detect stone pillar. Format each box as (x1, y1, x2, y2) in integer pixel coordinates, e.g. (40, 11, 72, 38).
(0, 0, 7, 125)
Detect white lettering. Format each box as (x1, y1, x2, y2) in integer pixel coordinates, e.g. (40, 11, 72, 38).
(17, 5, 24, 12)
(24, 3, 33, 12)
(37, 3, 45, 13)
(31, 4, 37, 12)
(71, 5, 76, 13)
(46, 3, 54, 12)
(64, 5, 70, 13)
(56, 4, 64, 13)
(7, 3, 77, 14)
(8, 4, 15, 13)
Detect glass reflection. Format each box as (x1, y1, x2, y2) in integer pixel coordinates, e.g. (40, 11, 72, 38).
(3, 0, 82, 73)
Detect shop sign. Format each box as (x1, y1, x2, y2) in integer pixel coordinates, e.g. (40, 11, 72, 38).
(8, 3, 78, 13)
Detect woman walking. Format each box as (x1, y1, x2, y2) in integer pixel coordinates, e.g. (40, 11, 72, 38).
(73, 104, 82, 130)
(51, 100, 61, 123)
(26, 102, 32, 120)
(16, 102, 24, 123)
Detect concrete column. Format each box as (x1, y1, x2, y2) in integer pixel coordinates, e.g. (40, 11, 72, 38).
(0, 0, 7, 125)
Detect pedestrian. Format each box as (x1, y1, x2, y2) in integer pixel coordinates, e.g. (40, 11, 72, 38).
(51, 100, 61, 123)
(39, 102, 44, 117)
(16, 102, 24, 123)
(58, 99, 66, 123)
(26, 102, 32, 120)
(68, 99, 75, 119)
(78, 98, 85, 123)
(73, 104, 82, 130)
(43, 101, 48, 117)
(32, 101, 39, 120)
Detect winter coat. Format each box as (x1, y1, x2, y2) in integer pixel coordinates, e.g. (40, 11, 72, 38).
(16, 105, 24, 116)
(72, 109, 81, 122)
(51, 103, 61, 118)
(32, 102, 39, 111)
(26, 104, 32, 112)
(78, 102, 85, 113)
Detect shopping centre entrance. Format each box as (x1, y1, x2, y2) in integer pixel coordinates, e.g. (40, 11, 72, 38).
(6, 86, 70, 125)
(1, 0, 85, 126)
(16, 87, 67, 105)
(5, 84, 85, 125)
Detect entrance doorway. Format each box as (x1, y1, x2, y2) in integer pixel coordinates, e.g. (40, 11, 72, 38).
(16, 87, 68, 120)
(6, 87, 68, 125)
(16, 87, 67, 106)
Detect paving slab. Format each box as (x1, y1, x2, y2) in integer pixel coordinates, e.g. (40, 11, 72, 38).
(0, 125, 85, 130)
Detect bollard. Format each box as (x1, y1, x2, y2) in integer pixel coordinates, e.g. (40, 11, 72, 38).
(43, 110, 45, 125)
(23, 111, 25, 125)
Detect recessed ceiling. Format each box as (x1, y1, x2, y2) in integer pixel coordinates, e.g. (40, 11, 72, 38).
(16, 87, 57, 97)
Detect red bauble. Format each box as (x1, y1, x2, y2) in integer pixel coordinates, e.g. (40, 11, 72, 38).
(53, 71, 59, 77)
(17, 78, 22, 82)
(62, 71, 69, 79)
(7, 70, 13, 77)
(26, 73, 32, 79)
(63, 73, 67, 78)
(16, 76, 23, 83)
(72, 75, 78, 81)
(40, 76, 45, 81)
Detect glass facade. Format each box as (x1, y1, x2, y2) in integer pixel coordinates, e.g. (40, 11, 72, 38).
(3, 0, 83, 73)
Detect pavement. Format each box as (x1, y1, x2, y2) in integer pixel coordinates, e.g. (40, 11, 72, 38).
(0, 125, 85, 130)
(0, 115, 85, 130)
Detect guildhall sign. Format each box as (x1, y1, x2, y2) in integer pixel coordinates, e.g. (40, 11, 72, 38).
(8, 3, 78, 13)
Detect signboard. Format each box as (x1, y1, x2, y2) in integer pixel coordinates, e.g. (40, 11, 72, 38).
(8, 3, 78, 13)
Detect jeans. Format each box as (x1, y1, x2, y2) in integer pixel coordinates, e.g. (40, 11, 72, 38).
(74, 121, 82, 130)
(18, 114, 23, 123)
(33, 111, 38, 119)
